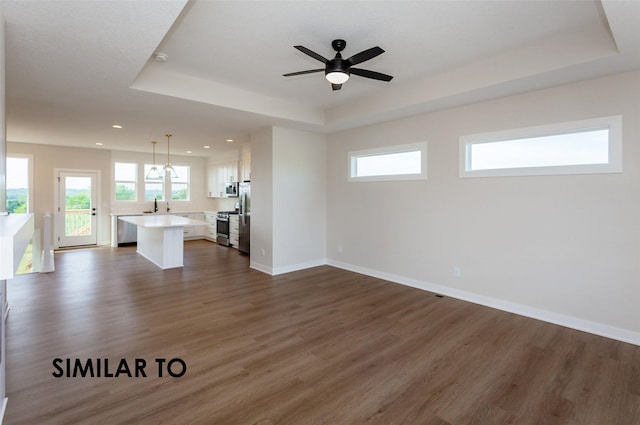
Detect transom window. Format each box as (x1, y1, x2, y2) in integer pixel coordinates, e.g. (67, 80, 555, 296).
(459, 116, 622, 178)
(349, 142, 427, 182)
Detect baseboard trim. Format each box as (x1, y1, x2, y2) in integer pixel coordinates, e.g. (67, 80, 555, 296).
(327, 259, 640, 347)
(250, 258, 327, 276)
(272, 259, 327, 276)
(249, 262, 273, 275)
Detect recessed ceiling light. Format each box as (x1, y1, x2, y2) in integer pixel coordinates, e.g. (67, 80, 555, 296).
(112, 124, 122, 129)
(95, 142, 104, 146)
(203, 145, 211, 149)
(186, 150, 192, 154)
(226, 139, 234, 143)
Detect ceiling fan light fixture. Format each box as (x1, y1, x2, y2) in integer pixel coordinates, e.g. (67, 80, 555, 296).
(326, 71, 349, 84)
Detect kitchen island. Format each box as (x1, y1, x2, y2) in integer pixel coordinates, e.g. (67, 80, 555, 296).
(118, 215, 206, 269)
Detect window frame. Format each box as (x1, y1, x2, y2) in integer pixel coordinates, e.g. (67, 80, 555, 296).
(459, 115, 622, 178)
(143, 164, 165, 202)
(169, 165, 190, 202)
(6, 154, 33, 213)
(348, 142, 428, 182)
(113, 162, 138, 202)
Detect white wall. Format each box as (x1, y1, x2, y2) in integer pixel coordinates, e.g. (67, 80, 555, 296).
(249, 126, 327, 275)
(326, 70, 640, 343)
(249, 127, 273, 272)
(0, 0, 7, 408)
(272, 127, 326, 273)
(0, 4, 4, 208)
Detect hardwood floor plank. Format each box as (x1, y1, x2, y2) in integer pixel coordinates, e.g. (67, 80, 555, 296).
(4, 241, 639, 424)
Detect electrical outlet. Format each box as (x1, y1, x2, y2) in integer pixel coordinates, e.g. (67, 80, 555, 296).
(337, 245, 343, 253)
(261, 248, 266, 257)
(453, 266, 461, 278)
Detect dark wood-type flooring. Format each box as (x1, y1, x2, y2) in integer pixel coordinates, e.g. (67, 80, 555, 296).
(5, 240, 640, 424)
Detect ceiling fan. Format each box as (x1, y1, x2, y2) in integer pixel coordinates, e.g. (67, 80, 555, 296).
(283, 39, 393, 91)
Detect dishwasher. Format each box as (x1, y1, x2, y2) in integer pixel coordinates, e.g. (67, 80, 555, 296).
(117, 215, 139, 246)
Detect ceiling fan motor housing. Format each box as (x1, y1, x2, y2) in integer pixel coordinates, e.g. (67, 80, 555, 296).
(325, 54, 350, 77)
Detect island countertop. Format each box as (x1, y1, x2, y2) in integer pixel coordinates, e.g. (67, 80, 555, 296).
(118, 215, 205, 228)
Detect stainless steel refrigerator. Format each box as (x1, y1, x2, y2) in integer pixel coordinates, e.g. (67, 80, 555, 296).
(238, 182, 251, 254)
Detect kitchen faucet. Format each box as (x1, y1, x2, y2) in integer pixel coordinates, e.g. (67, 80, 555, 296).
(166, 202, 170, 212)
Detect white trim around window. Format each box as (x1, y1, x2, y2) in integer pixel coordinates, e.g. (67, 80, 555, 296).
(348, 142, 428, 182)
(459, 115, 623, 178)
(6, 153, 34, 213)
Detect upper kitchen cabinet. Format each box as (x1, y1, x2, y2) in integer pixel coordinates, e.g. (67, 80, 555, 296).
(206, 161, 238, 198)
(240, 145, 251, 182)
(206, 164, 218, 198)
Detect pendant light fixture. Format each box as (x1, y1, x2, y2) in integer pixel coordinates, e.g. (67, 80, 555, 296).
(163, 133, 179, 179)
(145, 140, 163, 180)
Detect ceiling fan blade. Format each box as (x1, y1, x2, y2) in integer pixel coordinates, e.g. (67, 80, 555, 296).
(332, 84, 342, 91)
(347, 46, 384, 66)
(283, 69, 324, 77)
(294, 45, 328, 64)
(350, 68, 394, 82)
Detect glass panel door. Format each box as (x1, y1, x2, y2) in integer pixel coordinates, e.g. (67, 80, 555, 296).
(58, 172, 98, 247)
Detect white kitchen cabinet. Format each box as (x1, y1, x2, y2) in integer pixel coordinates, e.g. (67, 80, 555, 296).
(229, 214, 239, 248)
(173, 213, 194, 239)
(206, 165, 218, 198)
(206, 161, 239, 198)
(204, 212, 217, 241)
(240, 145, 251, 182)
(172, 213, 206, 240)
(192, 212, 206, 238)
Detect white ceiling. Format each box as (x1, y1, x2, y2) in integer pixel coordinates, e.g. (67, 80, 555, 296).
(3, 0, 639, 158)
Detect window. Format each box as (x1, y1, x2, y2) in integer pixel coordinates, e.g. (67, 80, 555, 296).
(170, 165, 190, 201)
(114, 162, 137, 201)
(349, 142, 427, 182)
(6, 155, 32, 213)
(143, 164, 164, 201)
(459, 116, 622, 178)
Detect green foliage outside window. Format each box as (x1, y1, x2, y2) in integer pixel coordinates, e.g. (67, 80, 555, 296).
(115, 183, 135, 201)
(6, 189, 27, 213)
(171, 188, 189, 201)
(66, 192, 90, 209)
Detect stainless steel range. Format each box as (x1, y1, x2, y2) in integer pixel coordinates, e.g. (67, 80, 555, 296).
(216, 212, 231, 246)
